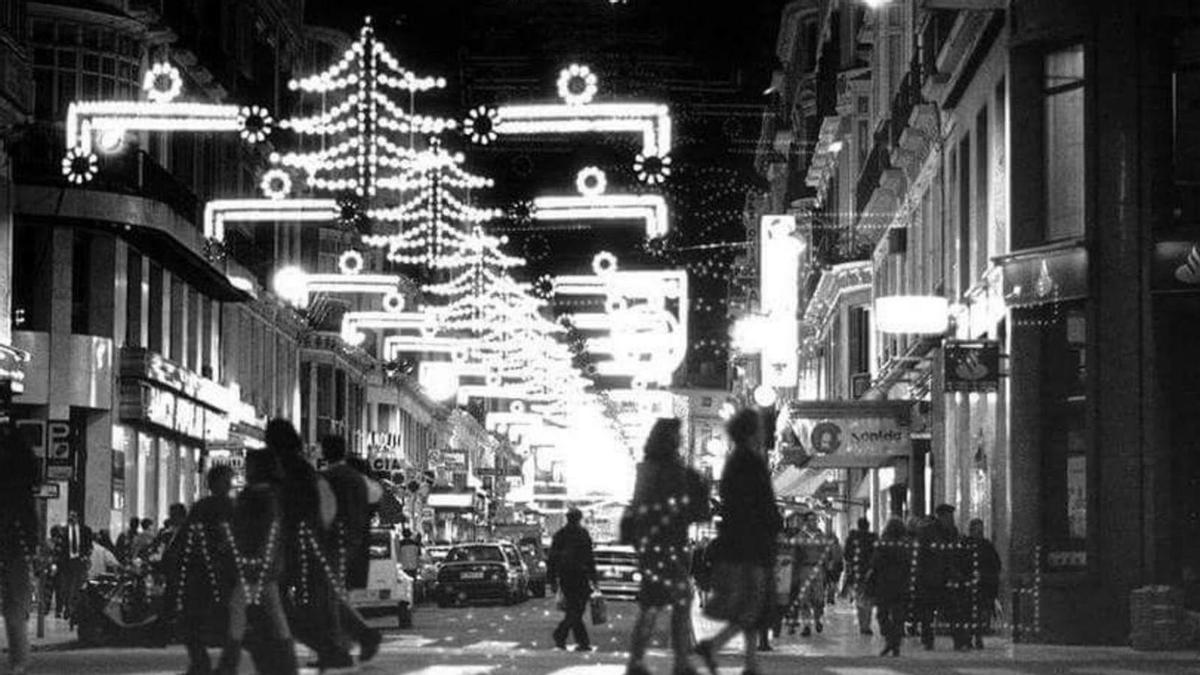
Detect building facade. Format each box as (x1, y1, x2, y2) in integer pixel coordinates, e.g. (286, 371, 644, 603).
(740, 0, 1200, 644)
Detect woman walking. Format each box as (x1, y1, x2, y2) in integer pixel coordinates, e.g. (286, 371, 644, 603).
(215, 451, 296, 674)
(624, 418, 711, 675)
(695, 409, 782, 675)
(870, 519, 911, 657)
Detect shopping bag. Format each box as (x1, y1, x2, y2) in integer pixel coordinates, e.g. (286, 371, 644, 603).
(556, 589, 567, 611)
(590, 594, 608, 625)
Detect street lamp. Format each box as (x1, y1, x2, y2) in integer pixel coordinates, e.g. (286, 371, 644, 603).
(874, 295, 951, 335)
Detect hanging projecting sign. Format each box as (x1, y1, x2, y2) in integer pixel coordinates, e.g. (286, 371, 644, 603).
(943, 340, 1001, 393)
(46, 420, 75, 481)
(776, 401, 910, 470)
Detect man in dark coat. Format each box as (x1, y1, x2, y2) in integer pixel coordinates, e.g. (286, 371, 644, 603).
(547, 507, 597, 651)
(320, 435, 383, 664)
(56, 510, 92, 624)
(844, 517, 878, 635)
(966, 518, 1001, 649)
(915, 504, 960, 650)
(172, 465, 235, 675)
(0, 420, 40, 674)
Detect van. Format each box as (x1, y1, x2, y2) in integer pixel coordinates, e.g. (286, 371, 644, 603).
(349, 528, 414, 628)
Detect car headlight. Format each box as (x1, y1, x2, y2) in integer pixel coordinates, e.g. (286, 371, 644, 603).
(632, 572, 643, 582)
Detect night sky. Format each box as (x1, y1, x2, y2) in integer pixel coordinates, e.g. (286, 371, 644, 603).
(304, 0, 788, 384)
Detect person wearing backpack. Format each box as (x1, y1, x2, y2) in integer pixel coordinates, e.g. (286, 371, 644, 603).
(547, 508, 597, 652)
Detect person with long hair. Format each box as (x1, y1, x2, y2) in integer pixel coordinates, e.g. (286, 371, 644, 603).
(264, 418, 348, 670)
(695, 409, 781, 675)
(0, 420, 39, 675)
(215, 451, 296, 675)
(624, 418, 711, 675)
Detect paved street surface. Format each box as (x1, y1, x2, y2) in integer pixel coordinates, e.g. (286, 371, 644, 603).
(16, 599, 1199, 674)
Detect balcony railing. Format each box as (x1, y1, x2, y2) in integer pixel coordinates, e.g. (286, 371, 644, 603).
(12, 125, 201, 227)
(854, 58, 923, 214)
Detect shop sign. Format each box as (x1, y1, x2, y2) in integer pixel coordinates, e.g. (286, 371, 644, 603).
(998, 245, 1087, 307)
(123, 381, 221, 443)
(369, 457, 405, 475)
(943, 340, 1001, 393)
(1152, 236, 1200, 292)
(33, 483, 59, 499)
(778, 401, 911, 469)
(476, 466, 523, 477)
(45, 420, 74, 481)
(111, 449, 125, 493)
(443, 449, 468, 468)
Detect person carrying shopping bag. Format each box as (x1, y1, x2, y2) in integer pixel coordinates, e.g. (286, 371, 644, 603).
(548, 507, 598, 652)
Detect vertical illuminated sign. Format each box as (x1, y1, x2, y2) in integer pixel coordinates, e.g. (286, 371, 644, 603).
(760, 215, 802, 387)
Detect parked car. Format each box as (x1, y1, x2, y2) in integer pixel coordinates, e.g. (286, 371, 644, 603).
(516, 537, 548, 598)
(594, 544, 640, 600)
(435, 542, 528, 606)
(348, 528, 414, 628)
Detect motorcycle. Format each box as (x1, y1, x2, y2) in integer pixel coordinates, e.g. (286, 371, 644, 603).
(75, 562, 171, 647)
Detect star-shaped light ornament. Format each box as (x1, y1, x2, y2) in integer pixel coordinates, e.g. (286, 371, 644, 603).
(143, 62, 183, 103)
(238, 105, 274, 143)
(463, 106, 501, 145)
(557, 64, 599, 106)
(634, 152, 672, 185)
(62, 147, 98, 185)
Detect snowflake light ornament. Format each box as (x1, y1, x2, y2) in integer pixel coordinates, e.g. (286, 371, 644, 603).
(575, 166, 608, 196)
(260, 169, 292, 200)
(338, 250, 365, 275)
(463, 106, 500, 145)
(634, 152, 672, 185)
(557, 64, 598, 106)
(61, 147, 98, 184)
(592, 251, 619, 276)
(239, 105, 274, 143)
(143, 62, 183, 103)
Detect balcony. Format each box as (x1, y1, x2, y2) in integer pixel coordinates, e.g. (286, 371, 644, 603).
(12, 125, 201, 227)
(855, 61, 923, 216)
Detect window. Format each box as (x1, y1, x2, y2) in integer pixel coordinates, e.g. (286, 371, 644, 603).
(71, 230, 92, 335)
(974, 106, 990, 283)
(1173, 63, 1200, 223)
(848, 305, 871, 392)
(31, 19, 141, 122)
(1044, 45, 1086, 241)
(126, 250, 143, 347)
(958, 136, 971, 295)
(148, 263, 163, 353)
(12, 223, 52, 332)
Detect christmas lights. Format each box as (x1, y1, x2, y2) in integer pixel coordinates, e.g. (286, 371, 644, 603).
(556, 64, 599, 106)
(204, 198, 339, 241)
(260, 169, 293, 200)
(494, 102, 673, 157)
(531, 194, 670, 238)
(463, 105, 501, 145)
(143, 61, 183, 103)
(66, 101, 253, 156)
(575, 166, 608, 197)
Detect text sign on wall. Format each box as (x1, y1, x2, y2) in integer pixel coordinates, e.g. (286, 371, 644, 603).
(943, 340, 1001, 393)
(778, 401, 911, 469)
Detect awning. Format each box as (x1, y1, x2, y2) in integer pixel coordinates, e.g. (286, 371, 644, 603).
(773, 466, 837, 499)
(427, 492, 475, 510)
(806, 454, 900, 469)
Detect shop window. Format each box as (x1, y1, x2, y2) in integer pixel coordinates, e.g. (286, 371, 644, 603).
(12, 222, 52, 333)
(1038, 304, 1089, 565)
(1044, 45, 1086, 241)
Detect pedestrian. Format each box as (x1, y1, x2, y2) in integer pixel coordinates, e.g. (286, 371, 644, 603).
(215, 450, 296, 675)
(624, 418, 711, 675)
(915, 504, 959, 650)
(547, 507, 597, 652)
(132, 518, 156, 562)
(869, 519, 910, 657)
(794, 510, 835, 637)
(690, 538, 713, 609)
(266, 419, 346, 670)
(320, 435, 383, 664)
(115, 517, 139, 565)
(965, 518, 1000, 649)
(398, 529, 422, 587)
(56, 510, 92, 624)
(47, 526, 64, 617)
(86, 534, 119, 581)
(764, 511, 802, 647)
(826, 528, 843, 606)
(694, 409, 781, 675)
(0, 419, 40, 675)
(844, 517, 878, 635)
(171, 465, 236, 675)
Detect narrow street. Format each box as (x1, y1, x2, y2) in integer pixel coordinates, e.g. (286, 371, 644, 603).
(22, 598, 1199, 674)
